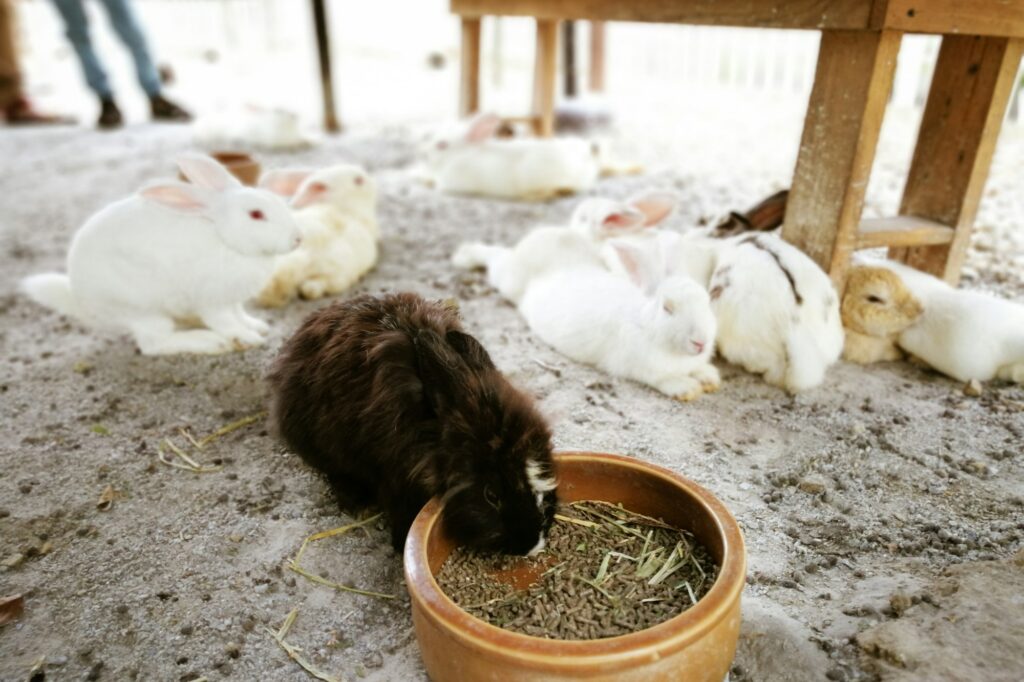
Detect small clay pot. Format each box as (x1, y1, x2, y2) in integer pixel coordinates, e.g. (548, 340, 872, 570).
(404, 451, 747, 682)
(179, 151, 261, 186)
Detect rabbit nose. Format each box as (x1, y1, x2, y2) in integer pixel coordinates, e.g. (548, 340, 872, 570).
(292, 234, 303, 248)
(691, 340, 705, 354)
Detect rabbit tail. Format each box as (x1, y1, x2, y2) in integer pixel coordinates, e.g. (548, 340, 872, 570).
(451, 242, 509, 272)
(21, 274, 84, 321)
(783, 328, 829, 393)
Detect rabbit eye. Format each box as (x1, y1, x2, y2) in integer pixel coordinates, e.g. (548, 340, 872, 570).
(866, 295, 884, 304)
(436, 141, 448, 151)
(354, 175, 365, 186)
(663, 301, 676, 314)
(484, 487, 501, 511)
(249, 210, 266, 221)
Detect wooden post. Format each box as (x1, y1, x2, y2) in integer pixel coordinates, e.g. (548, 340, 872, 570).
(532, 18, 559, 136)
(311, 0, 340, 133)
(590, 20, 606, 92)
(459, 17, 483, 117)
(781, 30, 901, 286)
(563, 20, 577, 97)
(890, 35, 1024, 284)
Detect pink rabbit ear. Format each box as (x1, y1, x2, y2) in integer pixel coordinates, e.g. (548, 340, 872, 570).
(260, 169, 313, 197)
(464, 112, 502, 143)
(290, 181, 329, 209)
(599, 207, 646, 235)
(608, 239, 659, 293)
(627, 191, 677, 227)
(176, 153, 241, 191)
(139, 182, 209, 212)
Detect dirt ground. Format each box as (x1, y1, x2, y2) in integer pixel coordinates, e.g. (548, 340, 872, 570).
(1, 119, 1022, 682)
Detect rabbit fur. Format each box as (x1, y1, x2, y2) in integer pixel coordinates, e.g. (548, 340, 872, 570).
(871, 259, 1024, 383)
(841, 265, 924, 364)
(267, 292, 558, 554)
(421, 112, 601, 200)
(256, 164, 379, 307)
(21, 154, 301, 355)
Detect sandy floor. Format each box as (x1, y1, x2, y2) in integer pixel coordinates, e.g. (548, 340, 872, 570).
(1, 117, 1022, 682)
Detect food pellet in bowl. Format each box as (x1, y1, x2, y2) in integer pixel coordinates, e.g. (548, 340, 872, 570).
(435, 500, 719, 640)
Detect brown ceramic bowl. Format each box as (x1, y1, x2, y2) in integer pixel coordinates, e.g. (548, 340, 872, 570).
(404, 451, 746, 681)
(179, 151, 261, 186)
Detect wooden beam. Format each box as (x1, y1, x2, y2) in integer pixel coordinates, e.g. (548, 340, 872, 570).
(781, 30, 901, 286)
(532, 18, 559, 136)
(459, 17, 482, 117)
(856, 216, 955, 250)
(563, 20, 577, 97)
(451, 0, 874, 30)
(311, 0, 340, 133)
(878, 0, 1024, 39)
(589, 21, 606, 93)
(890, 35, 1024, 284)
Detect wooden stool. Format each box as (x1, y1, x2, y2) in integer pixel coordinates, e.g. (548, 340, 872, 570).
(451, 0, 1024, 286)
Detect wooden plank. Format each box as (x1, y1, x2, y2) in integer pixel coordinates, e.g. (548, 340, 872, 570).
(532, 18, 559, 137)
(563, 20, 577, 96)
(311, 0, 340, 133)
(856, 216, 955, 250)
(879, 0, 1024, 39)
(451, 0, 875, 30)
(589, 21, 606, 92)
(459, 17, 482, 117)
(890, 35, 1024, 283)
(781, 30, 901, 286)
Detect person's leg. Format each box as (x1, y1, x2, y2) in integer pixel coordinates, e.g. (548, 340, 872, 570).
(0, 0, 73, 123)
(98, 0, 190, 121)
(50, 0, 114, 99)
(96, 0, 159, 95)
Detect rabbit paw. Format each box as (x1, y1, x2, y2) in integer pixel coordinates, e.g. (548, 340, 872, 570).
(299, 279, 328, 300)
(657, 376, 703, 402)
(692, 365, 721, 393)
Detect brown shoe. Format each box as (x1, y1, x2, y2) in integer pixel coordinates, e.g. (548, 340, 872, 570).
(3, 97, 75, 126)
(98, 98, 123, 129)
(150, 94, 192, 122)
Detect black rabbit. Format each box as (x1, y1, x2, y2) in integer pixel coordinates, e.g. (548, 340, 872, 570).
(267, 292, 558, 554)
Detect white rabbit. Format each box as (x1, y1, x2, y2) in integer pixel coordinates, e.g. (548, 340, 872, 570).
(421, 112, 601, 200)
(20, 154, 302, 355)
(193, 104, 309, 150)
(706, 234, 844, 393)
(519, 240, 720, 400)
(256, 164, 379, 307)
(872, 259, 1024, 383)
(454, 225, 719, 399)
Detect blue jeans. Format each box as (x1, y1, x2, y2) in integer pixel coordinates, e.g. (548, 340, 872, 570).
(50, 0, 161, 98)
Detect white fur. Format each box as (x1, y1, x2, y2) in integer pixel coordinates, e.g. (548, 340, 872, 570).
(708, 234, 844, 393)
(21, 154, 301, 355)
(193, 105, 309, 150)
(874, 260, 1024, 383)
(256, 164, 379, 306)
(454, 223, 720, 399)
(421, 113, 600, 200)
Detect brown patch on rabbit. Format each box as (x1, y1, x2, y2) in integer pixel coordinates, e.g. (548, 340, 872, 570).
(841, 266, 923, 364)
(738, 235, 803, 305)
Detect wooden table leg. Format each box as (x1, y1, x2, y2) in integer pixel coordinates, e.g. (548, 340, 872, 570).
(890, 35, 1024, 284)
(589, 21, 606, 93)
(311, 0, 340, 133)
(532, 18, 559, 137)
(781, 30, 901, 287)
(460, 17, 482, 117)
(563, 20, 577, 97)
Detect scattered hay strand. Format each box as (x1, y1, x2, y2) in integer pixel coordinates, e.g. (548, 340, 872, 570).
(288, 514, 396, 600)
(196, 411, 266, 448)
(265, 608, 345, 682)
(155, 411, 264, 474)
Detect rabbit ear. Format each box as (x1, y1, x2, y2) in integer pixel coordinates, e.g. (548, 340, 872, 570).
(290, 181, 329, 210)
(465, 112, 502, 143)
(139, 182, 210, 213)
(176, 153, 241, 191)
(599, 206, 647, 235)
(627, 191, 677, 226)
(260, 169, 313, 197)
(445, 330, 496, 373)
(608, 240, 660, 293)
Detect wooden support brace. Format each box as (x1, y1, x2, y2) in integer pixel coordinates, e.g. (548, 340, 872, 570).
(311, 0, 340, 133)
(460, 17, 483, 117)
(890, 35, 1024, 284)
(781, 29, 901, 287)
(532, 18, 559, 136)
(589, 21, 606, 92)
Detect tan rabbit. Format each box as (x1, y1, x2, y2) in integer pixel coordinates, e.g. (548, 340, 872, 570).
(841, 266, 924, 364)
